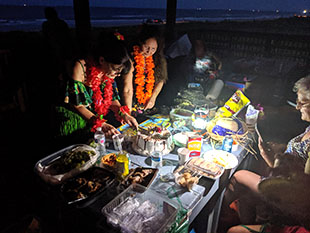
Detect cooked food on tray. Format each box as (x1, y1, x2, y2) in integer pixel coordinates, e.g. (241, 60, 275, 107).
(123, 167, 158, 188)
(186, 157, 224, 178)
(45, 145, 97, 175)
(174, 168, 200, 191)
(35, 145, 99, 185)
(61, 167, 115, 204)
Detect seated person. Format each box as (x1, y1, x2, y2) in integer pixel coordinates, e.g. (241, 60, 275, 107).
(227, 157, 310, 233)
(220, 75, 310, 229)
(228, 224, 309, 233)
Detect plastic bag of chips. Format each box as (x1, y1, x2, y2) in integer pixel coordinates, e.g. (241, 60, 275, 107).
(216, 90, 250, 118)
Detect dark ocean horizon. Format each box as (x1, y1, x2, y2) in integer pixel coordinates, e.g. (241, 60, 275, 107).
(0, 5, 297, 32)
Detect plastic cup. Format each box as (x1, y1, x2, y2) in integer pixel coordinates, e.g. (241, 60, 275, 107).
(112, 134, 124, 151)
(177, 147, 190, 165)
(245, 112, 259, 125)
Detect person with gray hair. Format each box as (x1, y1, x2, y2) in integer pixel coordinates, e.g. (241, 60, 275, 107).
(219, 75, 310, 233)
(275, 74, 310, 161)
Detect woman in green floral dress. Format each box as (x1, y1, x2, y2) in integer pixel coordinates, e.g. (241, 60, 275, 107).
(54, 33, 138, 144)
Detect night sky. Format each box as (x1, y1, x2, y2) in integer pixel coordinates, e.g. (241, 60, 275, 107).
(0, 0, 309, 12)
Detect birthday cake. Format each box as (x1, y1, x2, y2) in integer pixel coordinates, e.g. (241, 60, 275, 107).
(133, 127, 174, 156)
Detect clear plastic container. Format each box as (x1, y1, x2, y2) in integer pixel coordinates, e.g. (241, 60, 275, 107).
(169, 108, 194, 127)
(102, 183, 179, 233)
(150, 178, 203, 210)
(34, 144, 99, 185)
(184, 157, 225, 180)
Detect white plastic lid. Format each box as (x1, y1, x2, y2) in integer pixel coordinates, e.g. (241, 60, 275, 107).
(96, 127, 102, 131)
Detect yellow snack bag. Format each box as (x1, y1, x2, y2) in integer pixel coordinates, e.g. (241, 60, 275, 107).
(216, 90, 250, 118)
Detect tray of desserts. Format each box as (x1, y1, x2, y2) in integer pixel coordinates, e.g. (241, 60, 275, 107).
(60, 166, 115, 206)
(183, 157, 225, 180)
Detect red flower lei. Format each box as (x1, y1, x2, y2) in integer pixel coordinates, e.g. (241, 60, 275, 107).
(133, 45, 155, 105)
(86, 66, 114, 132)
(114, 105, 130, 122)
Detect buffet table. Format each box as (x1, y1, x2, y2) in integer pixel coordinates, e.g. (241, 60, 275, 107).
(34, 113, 253, 233)
(126, 140, 249, 233)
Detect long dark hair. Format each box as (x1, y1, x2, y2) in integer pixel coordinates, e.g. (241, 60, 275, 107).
(91, 31, 129, 66)
(132, 24, 168, 83)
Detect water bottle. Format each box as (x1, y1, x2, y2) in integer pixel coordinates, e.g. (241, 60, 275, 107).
(94, 127, 106, 156)
(222, 135, 233, 153)
(151, 151, 163, 168)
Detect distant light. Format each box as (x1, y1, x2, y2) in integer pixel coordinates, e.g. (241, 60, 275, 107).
(257, 9, 260, 12)
(228, 9, 232, 11)
(276, 9, 279, 13)
(23, 3, 27, 7)
(197, 8, 202, 11)
(252, 9, 255, 12)
(303, 9, 307, 14)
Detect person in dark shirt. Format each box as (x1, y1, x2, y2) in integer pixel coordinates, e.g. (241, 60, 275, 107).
(42, 7, 74, 75)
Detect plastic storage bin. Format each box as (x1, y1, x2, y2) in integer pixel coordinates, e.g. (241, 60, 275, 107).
(102, 183, 180, 233)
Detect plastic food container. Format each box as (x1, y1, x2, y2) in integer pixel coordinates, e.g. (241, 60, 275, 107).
(34, 144, 99, 185)
(122, 167, 158, 188)
(60, 167, 115, 206)
(169, 108, 194, 127)
(183, 157, 225, 180)
(150, 177, 203, 211)
(102, 184, 180, 233)
(174, 165, 201, 191)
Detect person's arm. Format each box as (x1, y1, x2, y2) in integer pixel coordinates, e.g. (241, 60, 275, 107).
(71, 60, 96, 121)
(110, 100, 121, 113)
(144, 80, 164, 110)
(213, 53, 222, 70)
(122, 60, 134, 112)
(110, 100, 139, 128)
(71, 60, 119, 137)
(258, 136, 274, 167)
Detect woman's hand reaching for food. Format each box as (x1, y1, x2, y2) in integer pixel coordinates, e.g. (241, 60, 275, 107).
(144, 97, 156, 110)
(101, 123, 120, 138)
(122, 114, 139, 129)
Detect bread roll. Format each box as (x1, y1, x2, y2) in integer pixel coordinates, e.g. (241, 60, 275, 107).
(216, 118, 239, 132)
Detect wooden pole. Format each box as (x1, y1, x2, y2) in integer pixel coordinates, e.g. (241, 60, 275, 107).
(73, 0, 91, 57)
(165, 0, 177, 45)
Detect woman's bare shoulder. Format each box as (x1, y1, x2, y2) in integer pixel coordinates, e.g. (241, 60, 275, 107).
(72, 59, 86, 82)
